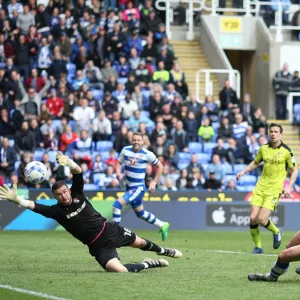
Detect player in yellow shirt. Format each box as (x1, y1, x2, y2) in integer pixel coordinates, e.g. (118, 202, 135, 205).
(237, 123, 298, 254)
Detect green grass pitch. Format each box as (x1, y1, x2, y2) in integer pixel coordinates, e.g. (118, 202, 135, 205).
(1, 230, 300, 300)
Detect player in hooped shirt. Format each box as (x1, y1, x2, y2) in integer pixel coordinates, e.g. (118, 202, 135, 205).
(112, 132, 170, 241)
(0, 152, 181, 273)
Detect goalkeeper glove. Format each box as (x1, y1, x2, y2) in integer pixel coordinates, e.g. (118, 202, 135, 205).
(0, 184, 30, 208)
(56, 151, 77, 169)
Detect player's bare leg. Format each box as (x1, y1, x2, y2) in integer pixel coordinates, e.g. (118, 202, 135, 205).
(249, 205, 263, 254)
(105, 257, 168, 273)
(133, 204, 170, 241)
(258, 207, 281, 249)
(129, 235, 182, 258)
(112, 197, 127, 224)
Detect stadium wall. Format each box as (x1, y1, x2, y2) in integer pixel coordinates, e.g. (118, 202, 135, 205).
(1, 190, 300, 231)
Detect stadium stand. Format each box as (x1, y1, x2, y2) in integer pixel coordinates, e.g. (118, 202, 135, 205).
(0, 0, 299, 192)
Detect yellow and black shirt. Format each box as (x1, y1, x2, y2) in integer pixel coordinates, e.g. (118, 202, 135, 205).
(254, 141, 296, 194)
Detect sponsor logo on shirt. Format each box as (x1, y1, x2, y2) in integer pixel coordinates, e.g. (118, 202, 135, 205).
(66, 201, 86, 219)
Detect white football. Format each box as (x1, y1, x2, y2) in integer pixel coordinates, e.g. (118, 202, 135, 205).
(24, 161, 48, 184)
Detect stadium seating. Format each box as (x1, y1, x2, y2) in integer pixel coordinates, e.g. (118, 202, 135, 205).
(233, 164, 248, 175)
(96, 141, 113, 152)
(52, 120, 62, 131)
(48, 151, 58, 163)
(188, 142, 203, 153)
(93, 173, 106, 185)
(238, 175, 257, 186)
(179, 152, 191, 162)
(203, 142, 217, 154)
(196, 153, 211, 164)
(223, 164, 234, 175)
(92, 89, 104, 101)
(34, 149, 45, 161)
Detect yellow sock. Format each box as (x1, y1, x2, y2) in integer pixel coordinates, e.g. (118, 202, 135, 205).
(250, 224, 262, 248)
(265, 219, 280, 234)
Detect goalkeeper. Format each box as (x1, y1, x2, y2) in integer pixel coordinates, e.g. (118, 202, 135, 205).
(0, 152, 182, 273)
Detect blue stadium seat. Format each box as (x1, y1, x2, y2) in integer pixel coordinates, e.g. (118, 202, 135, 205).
(212, 122, 220, 131)
(101, 151, 110, 161)
(196, 153, 211, 164)
(66, 63, 76, 76)
(52, 120, 62, 131)
(92, 151, 101, 161)
(141, 110, 150, 118)
(93, 173, 106, 185)
(179, 152, 191, 162)
(203, 142, 217, 154)
(238, 175, 257, 186)
(34, 149, 45, 161)
(224, 175, 237, 184)
(96, 141, 113, 152)
(48, 151, 58, 163)
(223, 164, 233, 175)
(170, 174, 180, 182)
(84, 184, 98, 190)
(188, 142, 203, 153)
(14, 161, 21, 171)
(68, 120, 76, 131)
(117, 78, 128, 85)
(92, 89, 104, 101)
(233, 164, 248, 175)
(177, 161, 190, 170)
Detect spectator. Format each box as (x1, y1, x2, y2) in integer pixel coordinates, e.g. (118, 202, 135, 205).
(248, 135, 260, 160)
(206, 154, 224, 182)
(93, 154, 106, 174)
(50, 52, 67, 81)
(212, 138, 229, 163)
(41, 153, 56, 180)
(219, 79, 239, 111)
(203, 171, 222, 191)
(141, 35, 158, 63)
(105, 149, 118, 171)
(187, 153, 205, 174)
(135, 60, 152, 87)
(170, 120, 189, 152)
(226, 138, 252, 165)
(205, 95, 219, 122)
(232, 113, 248, 140)
(176, 168, 188, 189)
(152, 135, 167, 157)
(114, 124, 129, 152)
(112, 82, 127, 102)
(73, 130, 93, 159)
(127, 109, 154, 132)
(98, 165, 116, 188)
(149, 91, 165, 120)
(161, 178, 177, 191)
(218, 118, 233, 142)
(30, 119, 44, 148)
(57, 32, 73, 60)
(191, 167, 205, 189)
(240, 93, 255, 126)
(92, 110, 112, 141)
(0, 108, 16, 139)
(37, 37, 52, 72)
(0, 137, 17, 179)
(73, 98, 95, 133)
(46, 88, 64, 119)
(187, 95, 202, 118)
(198, 118, 215, 143)
(101, 59, 118, 83)
(272, 63, 292, 119)
(25, 68, 45, 93)
(114, 54, 130, 80)
(72, 70, 89, 91)
(17, 152, 33, 187)
(164, 143, 179, 170)
(16, 4, 35, 34)
(101, 91, 119, 119)
(170, 63, 188, 98)
(252, 107, 268, 133)
(153, 61, 170, 84)
(15, 120, 36, 155)
(60, 125, 78, 152)
(225, 179, 238, 191)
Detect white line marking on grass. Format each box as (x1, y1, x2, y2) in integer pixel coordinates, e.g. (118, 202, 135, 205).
(202, 249, 278, 257)
(0, 284, 71, 300)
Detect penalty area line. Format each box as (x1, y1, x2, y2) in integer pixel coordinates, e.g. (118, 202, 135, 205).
(201, 249, 278, 257)
(0, 284, 71, 300)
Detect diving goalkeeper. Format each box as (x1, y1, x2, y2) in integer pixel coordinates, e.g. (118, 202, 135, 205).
(0, 152, 182, 273)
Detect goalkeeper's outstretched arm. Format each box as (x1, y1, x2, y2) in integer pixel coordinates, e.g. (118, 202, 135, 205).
(56, 151, 82, 174)
(0, 184, 36, 210)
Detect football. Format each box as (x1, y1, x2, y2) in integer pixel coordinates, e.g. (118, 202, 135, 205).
(24, 161, 48, 184)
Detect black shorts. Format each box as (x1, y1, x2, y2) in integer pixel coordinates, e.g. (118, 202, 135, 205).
(88, 222, 136, 269)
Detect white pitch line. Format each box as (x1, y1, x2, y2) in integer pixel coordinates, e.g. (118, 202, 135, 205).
(201, 249, 278, 257)
(0, 284, 71, 300)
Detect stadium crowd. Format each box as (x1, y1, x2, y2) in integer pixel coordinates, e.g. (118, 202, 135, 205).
(0, 0, 289, 192)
